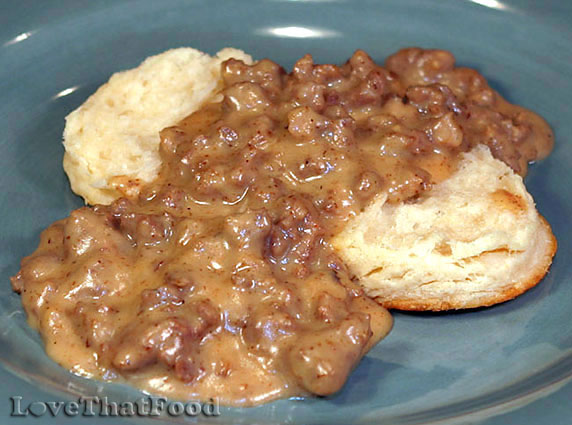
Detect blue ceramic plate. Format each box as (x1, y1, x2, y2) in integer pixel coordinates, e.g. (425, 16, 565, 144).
(1, 0, 571, 423)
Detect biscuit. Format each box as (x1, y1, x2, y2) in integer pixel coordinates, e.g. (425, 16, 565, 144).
(63, 47, 253, 205)
(332, 145, 557, 311)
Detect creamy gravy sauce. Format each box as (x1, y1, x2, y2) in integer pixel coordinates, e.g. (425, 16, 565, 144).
(12, 48, 552, 406)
